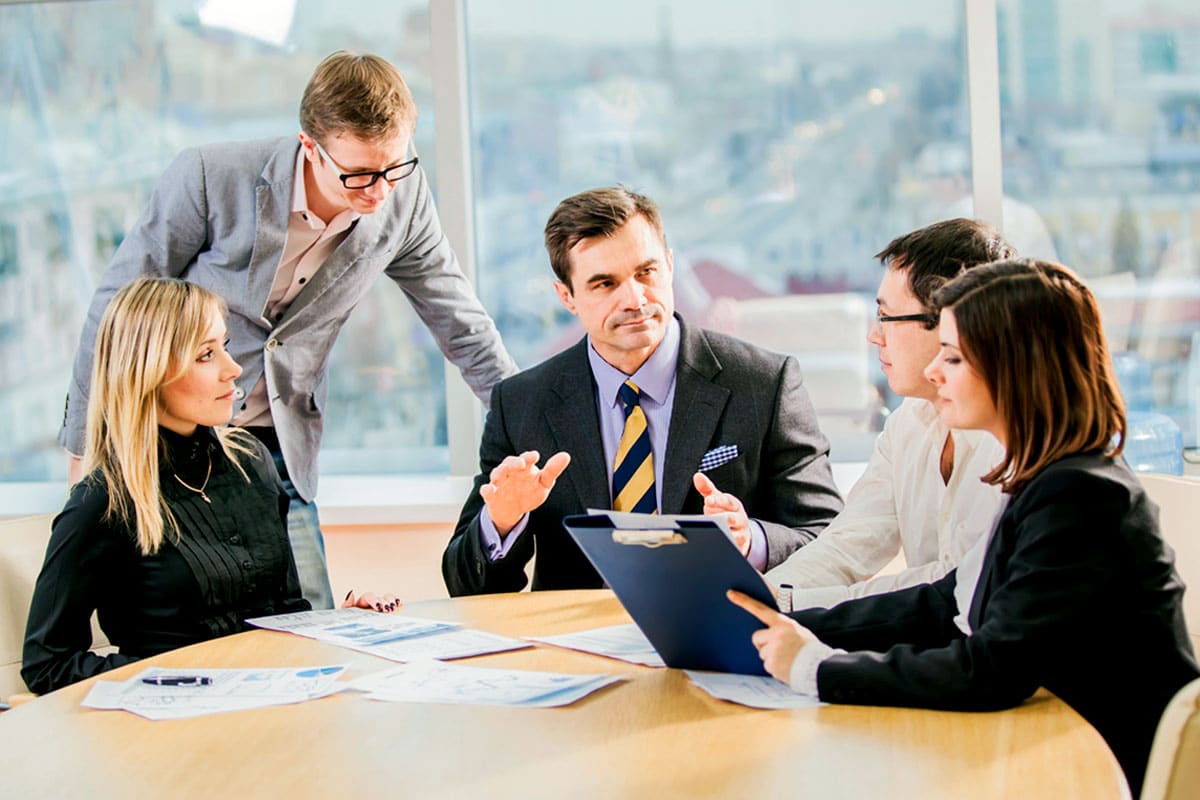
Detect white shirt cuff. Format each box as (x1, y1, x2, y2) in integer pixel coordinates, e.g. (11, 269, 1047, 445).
(788, 585, 854, 611)
(478, 509, 530, 562)
(787, 640, 844, 696)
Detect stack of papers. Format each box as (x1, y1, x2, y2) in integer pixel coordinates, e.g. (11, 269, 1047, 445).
(82, 665, 348, 720)
(248, 608, 530, 662)
(684, 670, 823, 709)
(348, 660, 621, 708)
(529, 623, 666, 667)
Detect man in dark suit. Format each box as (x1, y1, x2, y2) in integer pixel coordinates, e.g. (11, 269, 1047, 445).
(443, 187, 843, 595)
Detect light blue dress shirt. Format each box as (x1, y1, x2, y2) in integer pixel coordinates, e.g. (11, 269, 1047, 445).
(480, 317, 767, 569)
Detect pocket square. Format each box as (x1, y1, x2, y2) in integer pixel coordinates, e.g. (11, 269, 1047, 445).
(698, 444, 739, 472)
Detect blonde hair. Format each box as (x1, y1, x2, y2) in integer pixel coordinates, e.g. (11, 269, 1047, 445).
(299, 50, 417, 145)
(933, 259, 1126, 494)
(85, 278, 255, 555)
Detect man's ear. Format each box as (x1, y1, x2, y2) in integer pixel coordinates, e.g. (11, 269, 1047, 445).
(554, 280, 576, 315)
(297, 132, 318, 162)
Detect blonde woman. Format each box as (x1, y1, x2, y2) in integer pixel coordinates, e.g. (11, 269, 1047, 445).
(23, 278, 390, 694)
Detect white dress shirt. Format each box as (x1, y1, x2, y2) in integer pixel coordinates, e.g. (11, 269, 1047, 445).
(767, 398, 1006, 610)
(951, 494, 1010, 634)
(788, 493, 1012, 696)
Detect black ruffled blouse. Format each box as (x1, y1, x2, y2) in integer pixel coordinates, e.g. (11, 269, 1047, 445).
(22, 427, 309, 694)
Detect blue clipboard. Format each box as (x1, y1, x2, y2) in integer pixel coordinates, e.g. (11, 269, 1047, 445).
(562, 512, 778, 675)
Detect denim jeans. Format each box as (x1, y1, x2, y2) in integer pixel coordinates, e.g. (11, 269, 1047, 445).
(268, 448, 334, 610)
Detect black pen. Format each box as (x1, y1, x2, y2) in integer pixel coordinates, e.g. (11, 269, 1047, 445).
(141, 675, 212, 686)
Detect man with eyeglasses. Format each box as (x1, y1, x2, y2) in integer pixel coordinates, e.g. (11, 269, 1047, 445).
(766, 219, 1016, 611)
(60, 51, 517, 610)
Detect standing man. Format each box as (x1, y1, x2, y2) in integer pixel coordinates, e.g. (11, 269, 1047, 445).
(442, 186, 843, 595)
(61, 51, 518, 609)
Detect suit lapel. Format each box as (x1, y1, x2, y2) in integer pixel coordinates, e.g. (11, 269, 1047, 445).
(275, 208, 383, 331)
(662, 320, 729, 513)
(544, 339, 612, 512)
(246, 139, 299, 327)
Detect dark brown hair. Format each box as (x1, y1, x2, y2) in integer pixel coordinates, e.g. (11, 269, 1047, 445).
(876, 218, 1016, 329)
(934, 258, 1126, 494)
(544, 187, 666, 290)
(300, 51, 416, 145)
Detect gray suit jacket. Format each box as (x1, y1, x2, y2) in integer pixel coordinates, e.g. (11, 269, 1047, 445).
(60, 137, 517, 500)
(443, 316, 844, 594)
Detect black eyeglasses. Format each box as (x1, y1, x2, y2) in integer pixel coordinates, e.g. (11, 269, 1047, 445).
(874, 311, 938, 328)
(313, 139, 419, 189)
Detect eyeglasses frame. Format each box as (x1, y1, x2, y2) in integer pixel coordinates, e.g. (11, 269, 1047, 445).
(877, 312, 938, 325)
(311, 138, 419, 189)
(871, 310, 939, 334)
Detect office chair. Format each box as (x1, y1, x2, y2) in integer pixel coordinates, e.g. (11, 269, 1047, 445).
(1141, 677, 1200, 800)
(0, 514, 112, 706)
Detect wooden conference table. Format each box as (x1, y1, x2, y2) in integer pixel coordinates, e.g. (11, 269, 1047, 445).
(0, 590, 1126, 799)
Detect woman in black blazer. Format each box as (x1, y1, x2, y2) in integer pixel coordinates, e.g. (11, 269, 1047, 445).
(730, 258, 1199, 796)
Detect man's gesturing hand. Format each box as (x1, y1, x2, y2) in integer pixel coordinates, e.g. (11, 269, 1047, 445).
(693, 472, 751, 556)
(480, 450, 571, 536)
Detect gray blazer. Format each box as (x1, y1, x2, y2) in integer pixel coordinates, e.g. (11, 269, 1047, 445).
(60, 137, 517, 500)
(443, 316, 844, 595)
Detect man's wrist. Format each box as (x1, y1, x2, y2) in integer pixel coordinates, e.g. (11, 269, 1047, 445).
(489, 511, 520, 538)
(479, 508, 530, 563)
(746, 519, 769, 571)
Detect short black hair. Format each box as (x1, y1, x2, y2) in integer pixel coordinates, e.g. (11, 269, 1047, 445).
(875, 218, 1017, 329)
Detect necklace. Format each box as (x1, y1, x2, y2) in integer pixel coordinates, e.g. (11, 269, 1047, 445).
(173, 452, 213, 504)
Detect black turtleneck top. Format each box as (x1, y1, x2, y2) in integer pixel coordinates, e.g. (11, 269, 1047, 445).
(22, 427, 310, 694)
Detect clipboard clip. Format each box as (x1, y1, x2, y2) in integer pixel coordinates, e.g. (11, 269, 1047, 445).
(612, 529, 687, 548)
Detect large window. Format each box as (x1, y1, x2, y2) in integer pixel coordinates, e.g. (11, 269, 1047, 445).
(0, 0, 445, 481)
(466, 0, 970, 459)
(2, 0, 1196, 498)
(998, 0, 1200, 467)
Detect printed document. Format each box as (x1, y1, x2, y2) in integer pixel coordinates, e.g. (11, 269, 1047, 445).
(529, 623, 666, 667)
(342, 628, 531, 662)
(684, 670, 823, 709)
(349, 661, 620, 708)
(248, 607, 528, 662)
(82, 664, 347, 720)
(247, 608, 458, 645)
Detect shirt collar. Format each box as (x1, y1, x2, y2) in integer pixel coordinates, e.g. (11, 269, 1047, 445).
(291, 145, 360, 229)
(157, 425, 218, 470)
(912, 396, 998, 451)
(587, 316, 681, 408)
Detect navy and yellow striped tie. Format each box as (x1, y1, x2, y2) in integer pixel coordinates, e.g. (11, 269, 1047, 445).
(612, 380, 657, 514)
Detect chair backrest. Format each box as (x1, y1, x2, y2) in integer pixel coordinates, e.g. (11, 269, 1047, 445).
(1141, 677, 1200, 800)
(0, 514, 111, 700)
(1139, 474, 1200, 639)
